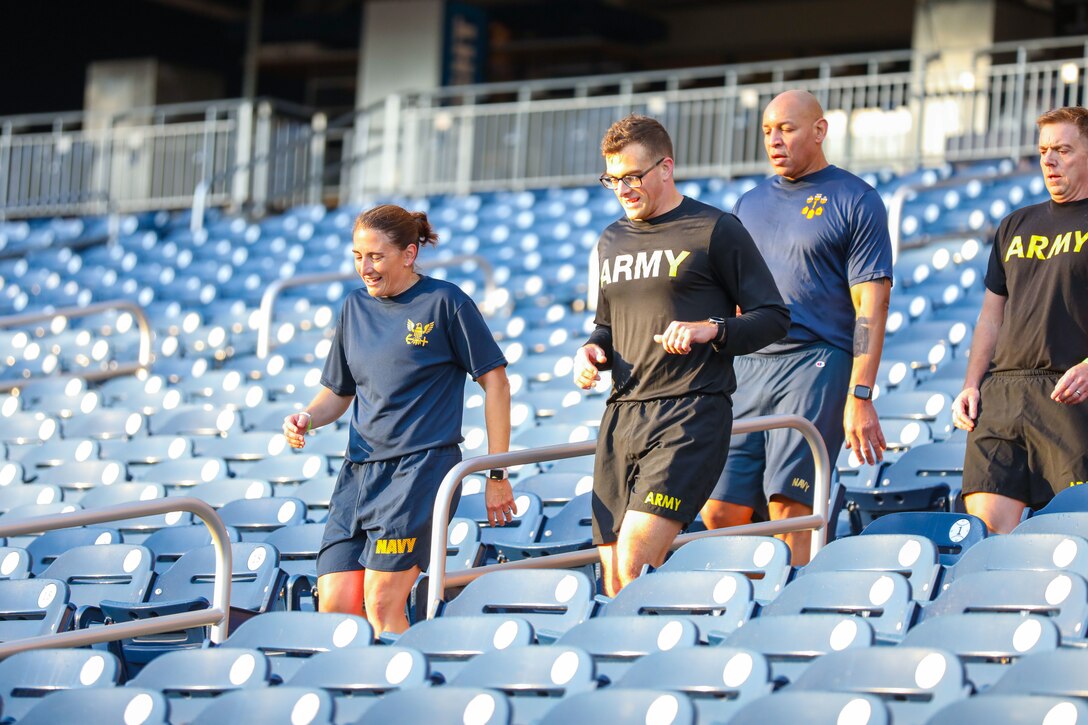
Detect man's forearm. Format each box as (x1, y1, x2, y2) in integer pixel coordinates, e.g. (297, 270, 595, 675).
(849, 280, 891, 388)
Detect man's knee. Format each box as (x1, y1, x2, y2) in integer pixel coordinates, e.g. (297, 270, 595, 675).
(317, 571, 365, 614)
(768, 494, 812, 520)
(965, 492, 1025, 534)
(700, 499, 754, 529)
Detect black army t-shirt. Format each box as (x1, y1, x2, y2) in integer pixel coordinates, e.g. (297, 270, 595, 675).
(985, 197, 1088, 373)
(589, 196, 789, 402)
(321, 276, 506, 462)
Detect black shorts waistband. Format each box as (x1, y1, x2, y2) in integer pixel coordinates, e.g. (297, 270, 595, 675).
(989, 369, 1062, 379)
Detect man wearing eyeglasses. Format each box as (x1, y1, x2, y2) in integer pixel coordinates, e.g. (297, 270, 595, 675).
(700, 90, 893, 564)
(573, 114, 790, 596)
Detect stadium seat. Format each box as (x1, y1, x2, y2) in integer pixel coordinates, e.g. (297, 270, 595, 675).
(0, 545, 31, 580)
(615, 647, 773, 723)
(861, 511, 986, 566)
(939, 533, 1088, 591)
(189, 687, 335, 725)
(454, 490, 544, 555)
(1032, 482, 1088, 515)
(490, 492, 593, 561)
(182, 477, 273, 507)
(900, 613, 1059, 691)
(79, 482, 166, 510)
(655, 535, 792, 604)
(441, 568, 595, 642)
(920, 570, 1088, 644)
(927, 694, 1088, 725)
(26, 526, 122, 575)
(17, 688, 169, 725)
(127, 648, 274, 724)
(788, 646, 971, 724)
(759, 571, 917, 644)
(264, 522, 323, 609)
(721, 614, 875, 686)
(445, 517, 486, 571)
(987, 649, 1088, 698)
(191, 430, 288, 462)
(729, 692, 890, 725)
(220, 611, 373, 680)
(0, 482, 64, 512)
(234, 453, 326, 484)
(151, 405, 240, 437)
(512, 472, 593, 516)
(450, 645, 599, 725)
(0, 578, 73, 640)
(360, 687, 512, 725)
(41, 544, 154, 628)
(556, 616, 699, 684)
(1013, 511, 1088, 537)
(602, 571, 755, 639)
(287, 647, 433, 724)
(62, 409, 145, 440)
(392, 615, 535, 683)
(843, 442, 964, 527)
(291, 475, 337, 520)
(99, 434, 190, 466)
(0, 649, 121, 722)
(13, 437, 100, 470)
(32, 459, 127, 501)
(800, 534, 941, 601)
(142, 523, 241, 573)
(99, 542, 285, 667)
(217, 496, 307, 541)
(130, 456, 226, 488)
(538, 689, 695, 725)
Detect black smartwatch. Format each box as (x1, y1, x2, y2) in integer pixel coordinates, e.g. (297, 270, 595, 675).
(708, 317, 728, 346)
(850, 384, 873, 401)
(487, 468, 508, 481)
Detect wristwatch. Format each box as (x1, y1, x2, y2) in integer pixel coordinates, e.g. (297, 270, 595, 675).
(850, 384, 873, 401)
(708, 317, 728, 346)
(487, 468, 508, 481)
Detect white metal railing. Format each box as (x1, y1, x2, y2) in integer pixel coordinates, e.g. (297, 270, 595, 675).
(0, 497, 233, 658)
(425, 414, 831, 619)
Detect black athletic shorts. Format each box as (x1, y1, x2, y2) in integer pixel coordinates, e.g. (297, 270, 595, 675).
(317, 445, 462, 575)
(963, 371, 1088, 508)
(592, 394, 732, 545)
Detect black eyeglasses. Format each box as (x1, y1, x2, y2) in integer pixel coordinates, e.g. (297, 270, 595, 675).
(599, 157, 666, 190)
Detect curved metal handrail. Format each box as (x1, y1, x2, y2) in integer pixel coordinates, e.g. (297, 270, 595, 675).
(0, 497, 233, 659)
(255, 254, 500, 358)
(426, 413, 830, 619)
(0, 300, 153, 393)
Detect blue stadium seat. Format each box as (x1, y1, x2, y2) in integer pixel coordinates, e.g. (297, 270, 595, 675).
(602, 571, 754, 639)
(130, 456, 226, 488)
(861, 511, 986, 566)
(1013, 511, 1088, 537)
(62, 409, 145, 440)
(491, 492, 593, 561)
(729, 692, 890, 725)
(291, 475, 337, 520)
(927, 695, 1088, 725)
(264, 522, 323, 609)
(99, 434, 190, 466)
(556, 616, 699, 684)
(217, 496, 307, 541)
(800, 534, 941, 601)
(392, 615, 535, 683)
(79, 482, 166, 510)
(450, 645, 599, 725)
(788, 646, 971, 724)
(939, 533, 1088, 592)
(14, 437, 100, 470)
(656, 535, 792, 604)
(32, 459, 128, 501)
(0, 483, 64, 512)
(901, 613, 1059, 691)
(444, 517, 485, 571)
(721, 615, 875, 686)
(441, 569, 594, 642)
(234, 453, 327, 484)
(287, 647, 433, 724)
(220, 611, 373, 680)
(843, 441, 965, 527)
(0, 649, 121, 722)
(0, 546, 31, 580)
(0, 578, 73, 640)
(1032, 483, 1088, 515)
(183, 478, 273, 508)
(142, 523, 241, 573)
(26, 526, 122, 575)
(512, 471, 593, 516)
(189, 687, 334, 725)
(151, 405, 240, 437)
(360, 687, 512, 725)
(920, 570, 1088, 644)
(615, 647, 773, 723)
(127, 648, 274, 724)
(454, 491, 545, 555)
(539, 689, 695, 725)
(191, 430, 288, 462)
(41, 544, 154, 628)
(17, 688, 169, 725)
(759, 571, 917, 644)
(987, 649, 1088, 698)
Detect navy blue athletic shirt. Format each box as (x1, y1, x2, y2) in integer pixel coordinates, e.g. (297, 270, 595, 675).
(734, 165, 893, 354)
(321, 276, 506, 463)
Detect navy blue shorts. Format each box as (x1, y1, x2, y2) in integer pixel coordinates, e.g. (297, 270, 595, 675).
(709, 343, 850, 513)
(593, 394, 732, 545)
(317, 445, 462, 576)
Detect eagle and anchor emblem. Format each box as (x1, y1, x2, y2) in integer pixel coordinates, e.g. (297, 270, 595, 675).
(405, 319, 435, 346)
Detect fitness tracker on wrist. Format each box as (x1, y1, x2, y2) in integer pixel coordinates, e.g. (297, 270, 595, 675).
(708, 317, 728, 345)
(487, 468, 508, 481)
(850, 384, 873, 401)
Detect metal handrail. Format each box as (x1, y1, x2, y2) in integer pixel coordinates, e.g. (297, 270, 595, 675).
(0, 497, 233, 659)
(0, 300, 153, 393)
(254, 255, 499, 358)
(426, 413, 830, 619)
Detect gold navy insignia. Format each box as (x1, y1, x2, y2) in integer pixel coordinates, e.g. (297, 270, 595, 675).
(802, 193, 828, 219)
(405, 319, 435, 346)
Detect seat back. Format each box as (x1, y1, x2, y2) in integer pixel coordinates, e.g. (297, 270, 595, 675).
(539, 689, 695, 725)
(760, 570, 917, 643)
(361, 687, 512, 725)
(443, 568, 594, 642)
(729, 692, 890, 725)
(41, 544, 154, 609)
(217, 497, 307, 541)
(556, 616, 699, 684)
(658, 536, 792, 603)
(0, 578, 73, 641)
(222, 611, 373, 680)
(445, 517, 485, 571)
(189, 687, 334, 725)
(981, 649, 1088, 698)
(1033, 483, 1088, 515)
(17, 688, 169, 725)
(0, 483, 64, 513)
(142, 524, 241, 573)
(1013, 511, 1088, 536)
(263, 522, 324, 577)
(927, 694, 1088, 725)
(861, 511, 986, 566)
(941, 533, 1088, 590)
(153, 542, 284, 612)
(454, 491, 544, 547)
(395, 615, 534, 682)
(602, 571, 755, 639)
(0, 649, 121, 722)
(0, 546, 31, 580)
(26, 527, 121, 575)
(801, 534, 941, 601)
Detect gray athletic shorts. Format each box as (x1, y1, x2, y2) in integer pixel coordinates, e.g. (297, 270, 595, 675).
(317, 445, 462, 575)
(709, 343, 850, 514)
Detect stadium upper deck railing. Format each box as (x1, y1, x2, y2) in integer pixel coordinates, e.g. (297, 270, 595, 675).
(425, 414, 831, 619)
(0, 497, 233, 659)
(4, 35, 1088, 218)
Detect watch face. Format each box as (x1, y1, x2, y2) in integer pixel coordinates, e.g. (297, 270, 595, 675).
(853, 385, 873, 400)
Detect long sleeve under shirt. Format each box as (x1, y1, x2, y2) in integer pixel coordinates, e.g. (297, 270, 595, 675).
(587, 196, 790, 403)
